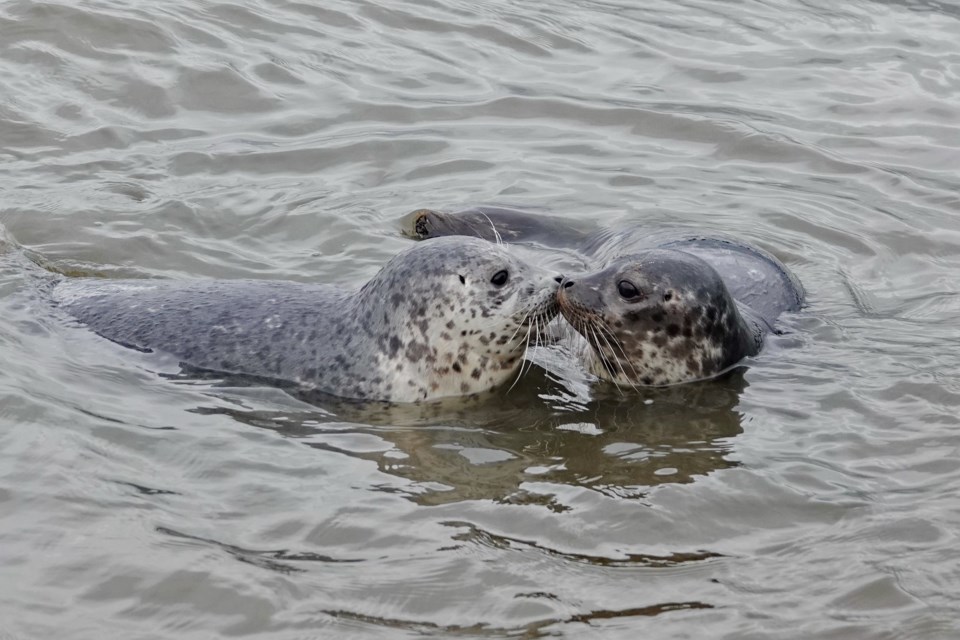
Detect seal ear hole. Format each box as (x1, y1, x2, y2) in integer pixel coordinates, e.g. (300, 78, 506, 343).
(458, 274, 466, 285)
(490, 270, 509, 287)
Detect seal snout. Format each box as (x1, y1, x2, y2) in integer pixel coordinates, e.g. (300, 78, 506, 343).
(556, 276, 603, 314)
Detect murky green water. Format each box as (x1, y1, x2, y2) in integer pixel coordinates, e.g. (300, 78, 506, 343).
(2, 0, 960, 637)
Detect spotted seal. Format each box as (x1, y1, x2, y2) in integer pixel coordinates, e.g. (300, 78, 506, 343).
(55, 236, 561, 402)
(403, 207, 804, 387)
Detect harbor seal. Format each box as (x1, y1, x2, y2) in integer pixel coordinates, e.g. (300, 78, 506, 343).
(406, 206, 593, 248)
(558, 249, 766, 386)
(55, 236, 562, 402)
(403, 207, 804, 387)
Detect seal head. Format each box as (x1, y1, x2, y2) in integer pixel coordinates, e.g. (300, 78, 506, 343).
(353, 236, 561, 400)
(558, 249, 761, 386)
(402, 207, 591, 247)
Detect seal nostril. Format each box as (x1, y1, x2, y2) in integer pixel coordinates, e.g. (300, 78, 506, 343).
(562, 280, 574, 289)
(554, 275, 565, 284)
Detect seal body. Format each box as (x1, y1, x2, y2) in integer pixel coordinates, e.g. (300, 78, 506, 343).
(56, 236, 560, 402)
(404, 207, 804, 386)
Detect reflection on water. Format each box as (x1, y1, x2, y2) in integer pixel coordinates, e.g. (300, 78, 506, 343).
(194, 364, 746, 506)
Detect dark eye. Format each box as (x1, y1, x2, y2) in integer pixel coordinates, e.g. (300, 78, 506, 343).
(663, 291, 673, 302)
(491, 270, 509, 286)
(617, 280, 641, 300)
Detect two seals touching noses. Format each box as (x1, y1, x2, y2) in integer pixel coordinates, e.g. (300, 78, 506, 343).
(405, 207, 804, 388)
(52, 206, 803, 399)
(56, 236, 561, 403)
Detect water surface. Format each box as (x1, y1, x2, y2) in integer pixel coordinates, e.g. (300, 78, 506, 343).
(2, 0, 960, 637)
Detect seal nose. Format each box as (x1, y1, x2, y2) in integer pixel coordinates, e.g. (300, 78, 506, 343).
(556, 277, 575, 307)
(554, 275, 565, 284)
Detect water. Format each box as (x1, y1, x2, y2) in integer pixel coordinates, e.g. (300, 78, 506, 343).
(1, 0, 959, 637)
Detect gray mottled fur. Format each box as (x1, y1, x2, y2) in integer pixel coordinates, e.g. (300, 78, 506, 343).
(56, 236, 559, 402)
(405, 207, 804, 386)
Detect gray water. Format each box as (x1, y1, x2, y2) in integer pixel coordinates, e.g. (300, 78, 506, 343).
(2, 0, 960, 637)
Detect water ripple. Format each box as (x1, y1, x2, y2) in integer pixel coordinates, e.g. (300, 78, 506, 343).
(2, 0, 960, 636)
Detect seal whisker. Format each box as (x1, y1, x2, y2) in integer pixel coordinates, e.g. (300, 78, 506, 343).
(525, 311, 543, 374)
(507, 308, 537, 392)
(569, 315, 589, 362)
(594, 321, 642, 390)
(603, 328, 641, 392)
(526, 313, 542, 378)
(578, 310, 636, 393)
(515, 313, 537, 387)
(480, 212, 503, 247)
(506, 309, 533, 352)
(572, 318, 591, 363)
(589, 322, 631, 396)
(586, 321, 625, 397)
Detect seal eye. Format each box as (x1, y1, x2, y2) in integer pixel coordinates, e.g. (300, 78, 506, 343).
(490, 270, 509, 286)
(617, 280, 642, 301)
(664, 291, 673, 302)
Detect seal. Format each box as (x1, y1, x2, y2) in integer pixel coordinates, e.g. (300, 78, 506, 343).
(55, 236, 562, 402)
(403, 207, 804, 387)
(557, 249, 766, 386)
(405, 206, 593, 248)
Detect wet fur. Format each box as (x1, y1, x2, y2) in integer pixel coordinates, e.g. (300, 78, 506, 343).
(558, 250, 763, 386)
(57, 237, 560, 402)
(407, 207, 802, 387)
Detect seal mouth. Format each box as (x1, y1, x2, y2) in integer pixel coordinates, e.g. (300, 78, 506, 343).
(516, 288, 560, 339)
(557, 286, 643, 386)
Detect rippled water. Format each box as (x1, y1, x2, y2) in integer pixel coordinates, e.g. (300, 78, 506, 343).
(2, 0, 960, 637)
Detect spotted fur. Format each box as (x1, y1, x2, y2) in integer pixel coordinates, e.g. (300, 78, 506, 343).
(56, 237, 560, 402)
(558, 249, 763, 387)
(407, 207, 802, 388)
